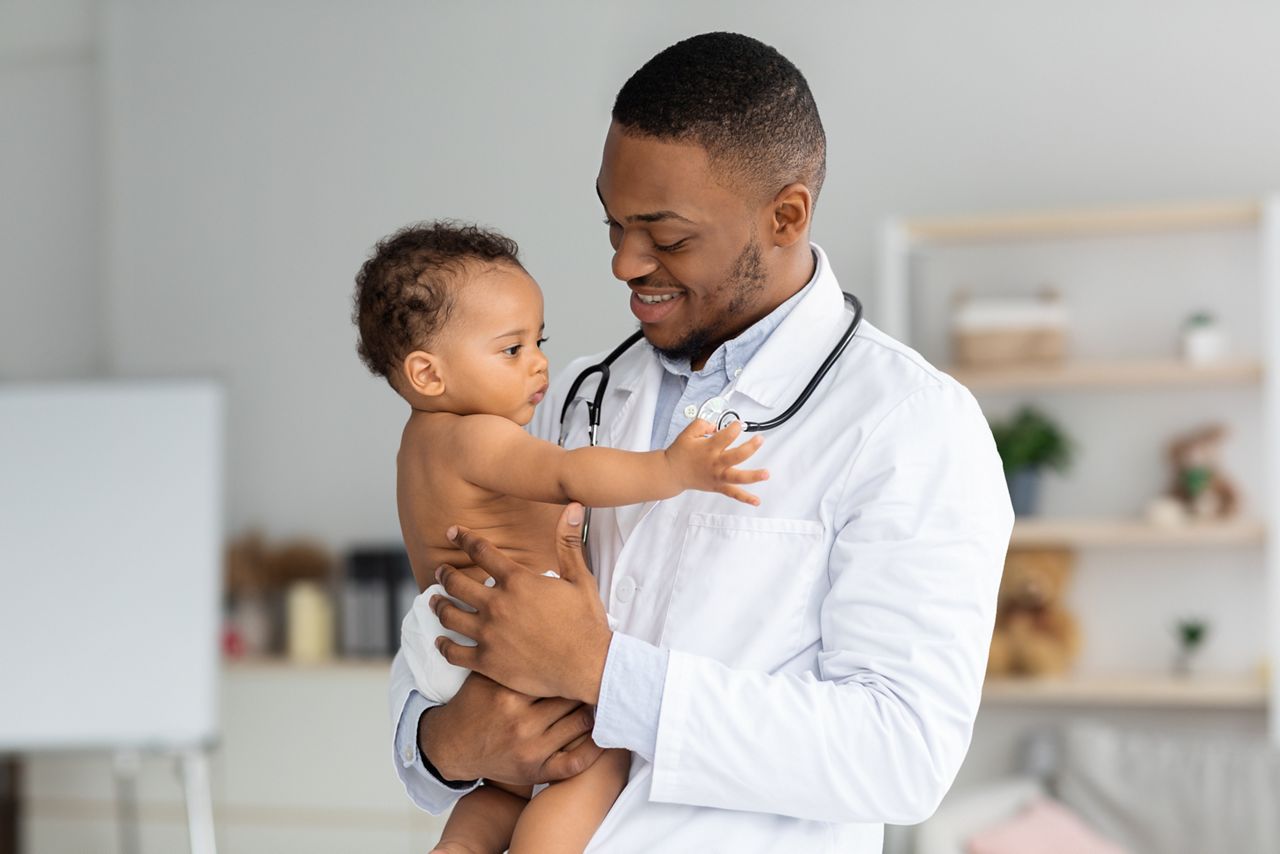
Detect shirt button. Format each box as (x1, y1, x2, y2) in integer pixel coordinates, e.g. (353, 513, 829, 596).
(615, 576, 638, 603)
(403, 748, 414, 763)
(734, 368, 743, 378)
(683, 404, 697, 418)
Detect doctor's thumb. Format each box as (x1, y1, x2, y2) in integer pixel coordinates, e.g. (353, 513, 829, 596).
(554, 502, 589, 583)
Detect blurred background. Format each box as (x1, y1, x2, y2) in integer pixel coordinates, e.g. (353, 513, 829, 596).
(2, 1, 1279, 852)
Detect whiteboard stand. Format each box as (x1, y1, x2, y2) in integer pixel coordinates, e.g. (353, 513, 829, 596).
(178, 746, 217, 854)
(110, 746, 217, 854)
(112, 750, 141, 854)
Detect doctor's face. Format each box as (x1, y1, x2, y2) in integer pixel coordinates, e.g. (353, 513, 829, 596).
(596, 123, 779, 369)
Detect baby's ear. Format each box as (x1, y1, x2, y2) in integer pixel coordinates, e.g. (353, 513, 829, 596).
(402, 351, 445, 397)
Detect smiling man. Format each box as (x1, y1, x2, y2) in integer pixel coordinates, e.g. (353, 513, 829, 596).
(388, 32, 1013, 852)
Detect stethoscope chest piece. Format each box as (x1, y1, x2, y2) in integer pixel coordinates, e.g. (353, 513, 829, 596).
(695, 396, 740, 431)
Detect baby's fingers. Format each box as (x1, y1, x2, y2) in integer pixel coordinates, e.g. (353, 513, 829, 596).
(720, 484, 762, 506)
(710, 419, 745, 449)
(722, 465, 770, 485)
(721, 434, 764, 465)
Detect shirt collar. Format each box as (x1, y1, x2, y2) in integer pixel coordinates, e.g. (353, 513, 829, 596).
(653, 249, 820, 387)
(608, 243, 847, 404)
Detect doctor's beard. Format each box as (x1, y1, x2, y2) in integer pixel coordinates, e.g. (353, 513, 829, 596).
(648, 237, 767, 367)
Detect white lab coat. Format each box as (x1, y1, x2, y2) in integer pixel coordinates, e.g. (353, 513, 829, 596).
(389, 245, 1013, 853)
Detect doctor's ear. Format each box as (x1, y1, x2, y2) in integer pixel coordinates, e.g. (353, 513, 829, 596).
(401, 350, 446, 397)
(769, 182, 813, 248)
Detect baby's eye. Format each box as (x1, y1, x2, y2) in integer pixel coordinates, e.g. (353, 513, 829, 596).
(502, 344, 522, 357)
(536, 337, 549, 348)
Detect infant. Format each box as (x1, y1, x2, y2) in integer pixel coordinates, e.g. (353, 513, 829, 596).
(352, 221, 766, 854)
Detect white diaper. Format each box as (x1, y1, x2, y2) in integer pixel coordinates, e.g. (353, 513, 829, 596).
(402, 570, 618, 705)
(401, 581, 476, 703)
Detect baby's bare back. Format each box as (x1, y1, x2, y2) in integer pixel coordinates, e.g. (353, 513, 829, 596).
(397, 411, 564, 592)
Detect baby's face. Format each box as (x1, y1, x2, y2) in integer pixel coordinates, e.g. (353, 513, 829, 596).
(436, 262, 549, 425)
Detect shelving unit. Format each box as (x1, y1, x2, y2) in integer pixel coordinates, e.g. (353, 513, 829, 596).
(1010, 518, 1266, 549)
(982, 674, 1267, 709)
(948, 358, 1263, 393)
(879, 197, 1280, 731)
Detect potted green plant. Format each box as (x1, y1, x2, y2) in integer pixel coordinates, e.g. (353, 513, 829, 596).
(990, 406, 1073, 515)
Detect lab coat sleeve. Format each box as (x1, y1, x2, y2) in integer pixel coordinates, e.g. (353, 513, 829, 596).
(388, 646, 479, 814)
(647, 381, 1014, 824)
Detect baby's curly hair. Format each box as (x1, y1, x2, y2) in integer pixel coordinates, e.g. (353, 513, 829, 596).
(353, 221, 522, 385)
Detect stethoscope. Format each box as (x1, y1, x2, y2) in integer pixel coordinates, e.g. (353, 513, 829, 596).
(557, 291, 863, 544)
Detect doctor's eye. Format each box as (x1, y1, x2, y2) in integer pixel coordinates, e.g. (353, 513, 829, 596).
(652, 238, 688, 253)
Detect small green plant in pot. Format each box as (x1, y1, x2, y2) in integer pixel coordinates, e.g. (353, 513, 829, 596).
(990, 406, 1073, 516)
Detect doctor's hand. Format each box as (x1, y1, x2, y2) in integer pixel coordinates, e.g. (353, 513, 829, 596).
(418, 672, 603, 786)
(432, 502, 613, 705)
(666, 418, 768, 506)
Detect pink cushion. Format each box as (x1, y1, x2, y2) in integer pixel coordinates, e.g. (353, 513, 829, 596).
(967, 797, 1128, 854)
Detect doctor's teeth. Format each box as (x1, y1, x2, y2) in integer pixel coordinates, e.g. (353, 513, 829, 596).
(637, 293, 679, 304)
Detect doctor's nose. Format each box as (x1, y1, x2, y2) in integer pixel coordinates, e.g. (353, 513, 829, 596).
(611, 234, 659, 283)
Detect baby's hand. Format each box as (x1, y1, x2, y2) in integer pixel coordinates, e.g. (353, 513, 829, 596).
(666, 418, 769, 506)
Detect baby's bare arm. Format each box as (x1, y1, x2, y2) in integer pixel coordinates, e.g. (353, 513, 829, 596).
(431, 784, 528, 854)
(452, 414, 768, 507)
(507, 748, 630, 854)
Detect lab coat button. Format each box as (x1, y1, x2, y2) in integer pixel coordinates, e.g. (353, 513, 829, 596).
(683, 404, 697, 418)
(615, 576, 637, 603)
(403, 748, 414, 763)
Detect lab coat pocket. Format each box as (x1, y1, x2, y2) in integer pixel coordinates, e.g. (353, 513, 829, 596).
(661, 513, 825, 671)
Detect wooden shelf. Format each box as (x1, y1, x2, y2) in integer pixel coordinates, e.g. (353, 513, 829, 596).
(948, 358, 1263, 392)
(1010, 518, 1266, 548)
(983, 674, 1267, 709)
(904, 200, 1261, 244)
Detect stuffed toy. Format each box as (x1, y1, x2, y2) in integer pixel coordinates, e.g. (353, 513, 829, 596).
(1167, 424, 1238, 520)
(987, 547, 1080, 677)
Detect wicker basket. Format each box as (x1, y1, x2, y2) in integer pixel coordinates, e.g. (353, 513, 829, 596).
(953, 327, 1066, 367)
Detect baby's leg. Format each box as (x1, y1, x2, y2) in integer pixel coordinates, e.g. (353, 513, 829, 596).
(507, 748, 630, 854)
(431, 783, 529, 854)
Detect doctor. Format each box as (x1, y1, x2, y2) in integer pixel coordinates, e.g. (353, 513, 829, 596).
(389, 32, 1013, 852)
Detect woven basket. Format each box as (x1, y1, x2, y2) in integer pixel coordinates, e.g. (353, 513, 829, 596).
(953, 327, 1066, 367)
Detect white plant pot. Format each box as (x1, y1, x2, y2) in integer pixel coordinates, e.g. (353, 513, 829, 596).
(1182, 325, 1227, 365)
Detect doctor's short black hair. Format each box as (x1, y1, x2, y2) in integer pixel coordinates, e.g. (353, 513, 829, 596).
(612, 31, 827, 203)
(352, 220, 521, 385)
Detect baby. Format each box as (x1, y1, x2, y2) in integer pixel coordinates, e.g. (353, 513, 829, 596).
(352, 221, 766, 854)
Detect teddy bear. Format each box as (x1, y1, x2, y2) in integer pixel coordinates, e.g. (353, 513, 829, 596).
(987, 547, 1080, 678)
(1166, 423, 1238, 520)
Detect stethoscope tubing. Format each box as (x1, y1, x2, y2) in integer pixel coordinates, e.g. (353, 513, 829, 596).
(557, 290, 862, 544)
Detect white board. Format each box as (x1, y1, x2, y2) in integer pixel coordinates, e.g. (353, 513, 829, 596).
(0, 382, 223, 751)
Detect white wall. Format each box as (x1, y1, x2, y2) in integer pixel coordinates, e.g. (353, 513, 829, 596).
(0, 0, 102, 380)
(7, 5, 1280, 849)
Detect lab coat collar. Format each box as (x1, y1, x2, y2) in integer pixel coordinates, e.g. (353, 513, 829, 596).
(732, 243, 847, 409)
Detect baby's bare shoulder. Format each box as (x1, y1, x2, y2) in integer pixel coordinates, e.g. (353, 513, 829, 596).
(400, 412, 525, 474)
